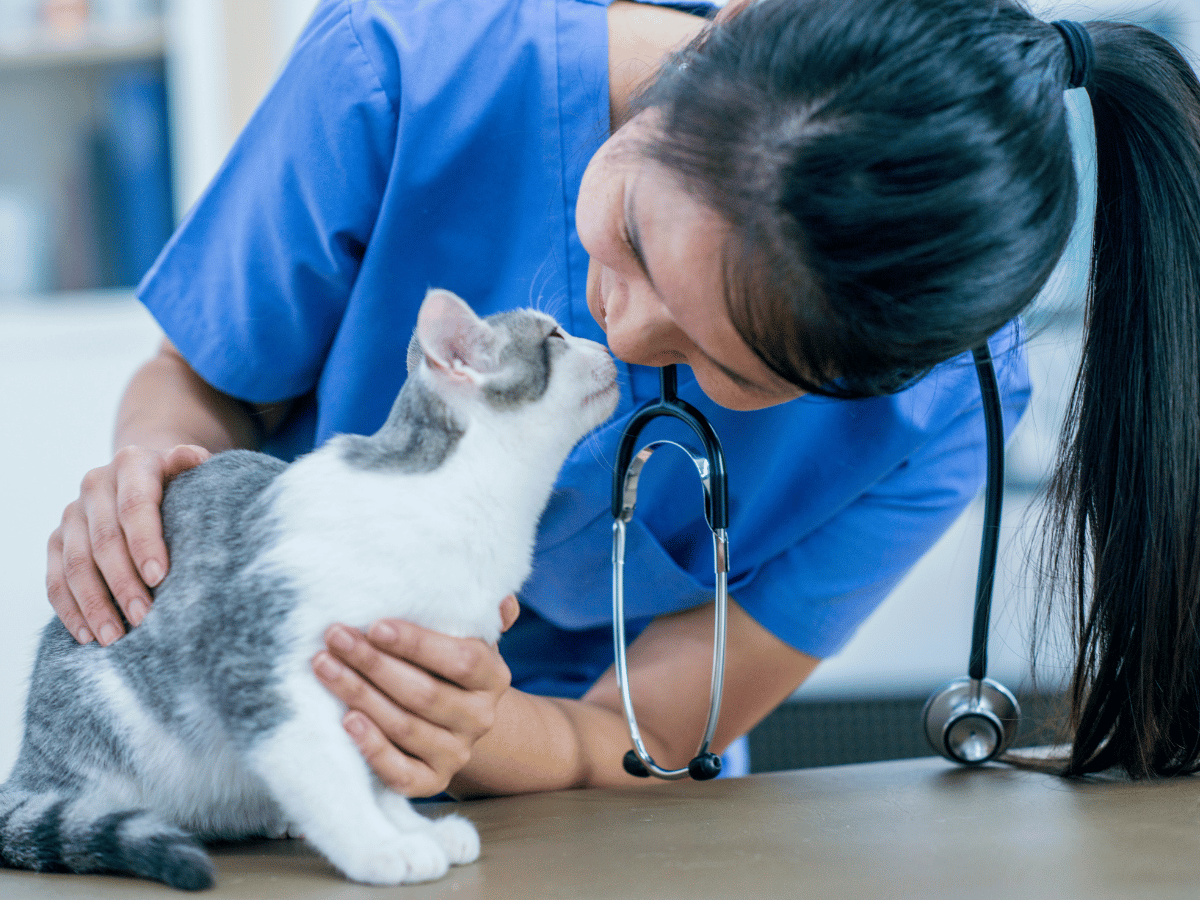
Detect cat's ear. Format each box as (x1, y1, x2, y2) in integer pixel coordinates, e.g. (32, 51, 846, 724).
(415, 289, 499, 383)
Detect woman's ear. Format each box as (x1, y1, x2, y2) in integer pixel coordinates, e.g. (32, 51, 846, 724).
(415, 289, 499, 382)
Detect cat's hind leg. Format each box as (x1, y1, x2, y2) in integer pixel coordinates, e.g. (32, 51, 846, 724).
(245, 694, 450, 885)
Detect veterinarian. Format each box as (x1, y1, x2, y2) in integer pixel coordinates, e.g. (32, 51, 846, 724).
(44, 0, 1200, 790)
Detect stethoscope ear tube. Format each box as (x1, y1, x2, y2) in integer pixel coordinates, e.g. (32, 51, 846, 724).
(612, 365, 730, 780)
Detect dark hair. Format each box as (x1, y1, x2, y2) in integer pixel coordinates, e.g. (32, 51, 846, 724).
(639, 0, 1200, 778)
(635, 0, 1078, 397)
(1041, 21, 1200, 778)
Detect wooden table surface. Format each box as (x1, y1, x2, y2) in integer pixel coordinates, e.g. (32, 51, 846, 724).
(4, 756, 1200, 899)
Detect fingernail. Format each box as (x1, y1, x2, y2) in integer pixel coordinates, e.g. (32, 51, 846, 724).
(314, 655, 344, 680)
(98, 622, 121, 646)
(127, 598, 148, 626)
(327, 627, 355, 653)
(344, 714, 366, 738)
(369, 621, 397, 643)
(143, 561, 164, 587)
(77, 627, 94, 644)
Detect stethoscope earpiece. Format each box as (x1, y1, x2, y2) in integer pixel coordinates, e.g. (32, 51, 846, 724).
(622, 749, 723, 781)
(922, 676, 1020, 765)
(687, 752, 723, 781)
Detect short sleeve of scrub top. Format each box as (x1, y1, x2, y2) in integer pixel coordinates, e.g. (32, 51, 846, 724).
(138, 0, 1032, 703)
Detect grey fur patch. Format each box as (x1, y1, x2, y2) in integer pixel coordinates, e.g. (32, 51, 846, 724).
(341, 376, 465, 473)
(76, 809, 140, 872)
(0, 448, 289, 886)
(479, 310, 559, 409)
(137, 449, 294, 745)
(25, 799, 68, 872)
(17, 628, 134, 790)
(406, 330, 423, 373)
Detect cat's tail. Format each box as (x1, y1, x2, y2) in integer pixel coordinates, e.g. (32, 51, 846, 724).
(0, 782, 215, 891)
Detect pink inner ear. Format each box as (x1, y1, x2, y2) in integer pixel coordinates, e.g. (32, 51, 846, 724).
(416, 289, 497, 375)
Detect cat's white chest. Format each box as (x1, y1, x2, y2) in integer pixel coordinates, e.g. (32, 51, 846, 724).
(258, 447, 530, 648)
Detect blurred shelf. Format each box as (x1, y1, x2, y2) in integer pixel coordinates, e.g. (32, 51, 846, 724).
(0, 18, 164, 72)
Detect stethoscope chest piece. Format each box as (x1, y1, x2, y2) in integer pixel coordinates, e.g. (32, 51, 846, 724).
(923, 677, 1020, 765)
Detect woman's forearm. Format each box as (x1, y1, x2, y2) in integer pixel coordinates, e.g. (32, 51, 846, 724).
(446, 600, 820, 799)
(114, 338, 264, 454)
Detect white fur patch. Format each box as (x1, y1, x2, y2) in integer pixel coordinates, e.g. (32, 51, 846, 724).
(83, 657, 281, 838)
(257, 328, 618, 670)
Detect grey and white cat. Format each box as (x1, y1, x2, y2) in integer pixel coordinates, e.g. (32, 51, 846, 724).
(0, 289, 619, 890)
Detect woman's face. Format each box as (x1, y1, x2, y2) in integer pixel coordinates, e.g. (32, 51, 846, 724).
(577, 112, 803, 411)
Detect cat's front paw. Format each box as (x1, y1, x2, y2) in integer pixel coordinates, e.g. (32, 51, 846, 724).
(340, 833, 449, 885)
(430, 814, 480, 866)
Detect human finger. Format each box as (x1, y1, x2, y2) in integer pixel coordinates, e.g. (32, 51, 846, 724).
(115, 444, 209, 590)
(83, 455, 156, 629)
(366, 618, 511, 696)
(499, 594, 520, 633)
(46, 518, 95, 644)
(56, 495, 126, 646)
(340, 710, 447, 798)
(312, 649, 464, 796)
(324, 625, 489, 738)
(161, 444, 212, 479)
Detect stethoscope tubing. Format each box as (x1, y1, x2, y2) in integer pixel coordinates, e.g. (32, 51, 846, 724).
(968, 345, 1005, 683)
(613, 348, 1012, 775)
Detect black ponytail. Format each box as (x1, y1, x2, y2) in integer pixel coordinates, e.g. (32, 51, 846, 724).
(1043, 22, 1200, 778)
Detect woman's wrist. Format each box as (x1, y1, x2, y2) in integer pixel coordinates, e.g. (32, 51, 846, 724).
(446, 689, 579, 799)
(445, 689, 659, 799)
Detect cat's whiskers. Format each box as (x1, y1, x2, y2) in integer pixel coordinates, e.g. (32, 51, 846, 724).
(526, 257, 561, 319)
(577, 416, 618, 475)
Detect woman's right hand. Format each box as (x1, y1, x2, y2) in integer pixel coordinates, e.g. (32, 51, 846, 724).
(46, 444, 211, 646)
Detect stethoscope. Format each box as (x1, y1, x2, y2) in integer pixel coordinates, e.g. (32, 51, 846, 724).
(611, 347, 1019, 780)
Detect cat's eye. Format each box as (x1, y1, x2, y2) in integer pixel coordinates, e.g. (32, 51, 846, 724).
(548, 327, 567, 340)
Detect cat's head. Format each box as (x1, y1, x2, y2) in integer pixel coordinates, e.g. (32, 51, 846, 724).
(407, 289, 619, 450)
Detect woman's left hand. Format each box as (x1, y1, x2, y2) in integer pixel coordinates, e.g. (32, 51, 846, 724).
(312, 595, 520, 798)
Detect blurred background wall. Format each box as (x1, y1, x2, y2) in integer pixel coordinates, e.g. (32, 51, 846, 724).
(0, 0, 1196, 776)
(0, 0, 317, 294)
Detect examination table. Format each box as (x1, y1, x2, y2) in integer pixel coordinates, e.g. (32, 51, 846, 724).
(2, 756, 1198, 899)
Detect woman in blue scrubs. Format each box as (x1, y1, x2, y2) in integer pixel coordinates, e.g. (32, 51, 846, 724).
(44, 0, 1200, 786)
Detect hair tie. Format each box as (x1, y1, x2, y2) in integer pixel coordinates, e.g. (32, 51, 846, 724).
(1050, 20, 1094, 90)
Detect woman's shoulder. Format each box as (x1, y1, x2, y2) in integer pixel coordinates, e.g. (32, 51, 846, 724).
(309, 0, 598, 108)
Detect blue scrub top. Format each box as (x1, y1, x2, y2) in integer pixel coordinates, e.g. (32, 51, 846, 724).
(138, 0, 1031, 700)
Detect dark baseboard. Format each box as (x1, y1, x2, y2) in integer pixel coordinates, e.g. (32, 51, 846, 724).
(748, 692, 1070, 772)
